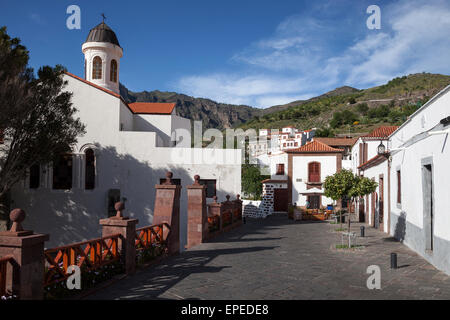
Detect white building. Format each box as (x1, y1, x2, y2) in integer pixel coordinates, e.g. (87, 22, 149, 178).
(355, 85, 450, 274)
(286, 140, 343, 209)
(256, 140, 344, 216)
(10, 22, 242, 249)
(249, 127, 316, 158)
(351, 126, 398, 174)
(388, 85, 450, 274)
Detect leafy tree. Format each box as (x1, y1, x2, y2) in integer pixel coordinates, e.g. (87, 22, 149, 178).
(241, 164, 268, 200)
(315, 127, 334, 137)
(0, 27, 85, 200)
(356, 103, 369, 115)
(324, 169, 377, 230)
(330, 110, 359, 128)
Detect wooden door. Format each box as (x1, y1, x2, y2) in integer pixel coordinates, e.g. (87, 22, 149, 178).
(308, 195, 320, 209)
(274, 188, 288, 212)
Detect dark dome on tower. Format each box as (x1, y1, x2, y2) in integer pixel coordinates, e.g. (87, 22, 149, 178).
(84, 22, 120, 47)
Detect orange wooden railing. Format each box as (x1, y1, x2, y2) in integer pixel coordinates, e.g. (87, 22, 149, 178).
(0, 255, 13, 297)
(43, 234, 120, 287)
(135, 223, 170, 252)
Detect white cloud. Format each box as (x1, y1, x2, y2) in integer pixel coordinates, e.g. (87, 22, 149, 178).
(175, 0, 450, 108)
(176, 74, 313, 107)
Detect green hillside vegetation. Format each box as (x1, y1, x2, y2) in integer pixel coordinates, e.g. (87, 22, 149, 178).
(238, 73, 450, 136)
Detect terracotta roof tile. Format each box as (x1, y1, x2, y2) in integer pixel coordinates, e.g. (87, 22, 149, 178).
(128, 102, 176, 115)
(286, 140, 343, 153)
(314, 137, 357, 147)
(364, 126, 399, 138)
(358, 153, 388, 170)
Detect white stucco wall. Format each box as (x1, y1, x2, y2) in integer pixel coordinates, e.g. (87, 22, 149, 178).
(351, 139, 382, 172)
(269, 152, 288, 178)
(361, 160, 389, 232)
(291, 155, 336, 207)
(387, 86, 450, 274)
(10, 75, 242, 251)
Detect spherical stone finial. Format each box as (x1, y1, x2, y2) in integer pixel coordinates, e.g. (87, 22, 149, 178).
(194, 175, 200, 185)
(164, 171, 173, 185)
(114, 202, 124, 218)
(236, 194, 240, 200)
(213, 196, 218, 203)
(226, 195, 230, 202)
(114, 202, 124, 211)
(9, 208, 25, 232)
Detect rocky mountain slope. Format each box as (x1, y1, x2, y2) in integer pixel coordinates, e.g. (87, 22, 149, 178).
(120, 73, 450, 133)
(120, 85, 261, 130)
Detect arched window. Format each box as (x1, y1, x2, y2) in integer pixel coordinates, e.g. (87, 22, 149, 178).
(92, 56, 102, 79)
(110, 59, 117, 82)
(85, 148, 95, 190)
(308, 162, 321, 182)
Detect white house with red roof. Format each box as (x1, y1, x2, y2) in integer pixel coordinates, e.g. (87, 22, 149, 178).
(255, 140, 344, 216)
(10, 22, 242, 249)
(350, 126, 399, 229)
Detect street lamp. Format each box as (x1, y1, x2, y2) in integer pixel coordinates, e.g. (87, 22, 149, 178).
(377, 141, 386, 155)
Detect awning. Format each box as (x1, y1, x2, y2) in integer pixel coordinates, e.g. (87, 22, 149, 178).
(300, 187, 324, 195)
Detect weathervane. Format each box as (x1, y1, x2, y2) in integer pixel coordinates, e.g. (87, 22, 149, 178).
(101, 13, 106, 23)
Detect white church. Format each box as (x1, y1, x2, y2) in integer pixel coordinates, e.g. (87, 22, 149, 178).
(10, 22, 242, 249)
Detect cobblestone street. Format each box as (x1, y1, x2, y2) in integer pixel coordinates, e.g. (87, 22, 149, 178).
(87, 214, 450, 300)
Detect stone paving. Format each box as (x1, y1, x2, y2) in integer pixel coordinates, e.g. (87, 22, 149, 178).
(87, 213, 450, 300)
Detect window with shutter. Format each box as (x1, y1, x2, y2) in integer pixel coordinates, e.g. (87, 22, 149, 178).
(276, 164, 285, 175)
(308, 162, 321, 182)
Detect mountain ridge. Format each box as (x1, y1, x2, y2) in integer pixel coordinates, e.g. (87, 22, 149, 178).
(119, 73, 450, 133)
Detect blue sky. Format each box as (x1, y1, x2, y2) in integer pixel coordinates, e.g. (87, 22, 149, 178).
(1, 0, 450, 107)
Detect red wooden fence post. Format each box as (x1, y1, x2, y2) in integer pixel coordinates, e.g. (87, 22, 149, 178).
(99, 202, 138, 275)
(186, 175, 208, 248)
(153, 172, 181, 255)
(0, 209, 49, 299)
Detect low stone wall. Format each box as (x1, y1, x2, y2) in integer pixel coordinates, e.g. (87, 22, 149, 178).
(242, 199, 266, 218)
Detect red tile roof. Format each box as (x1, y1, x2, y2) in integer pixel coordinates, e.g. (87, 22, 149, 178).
(314, 137, 357, 147)
(286, 140, 343, 153)
(364, 126, 399, 138)
(358, 153, 388, 170)
(128, 102, 176, 115)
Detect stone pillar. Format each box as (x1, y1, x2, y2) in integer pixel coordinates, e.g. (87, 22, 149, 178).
(99, 202, 138, 275)
(0, 209, 49, 300)
(222, 195, 233, 227)
(186, 175, 207, 249)
(208, 196, 223, 231)
(153, 172, 181, 255)
(234, 194, 243, 221)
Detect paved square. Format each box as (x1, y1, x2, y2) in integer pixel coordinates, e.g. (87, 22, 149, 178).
(87, 214, 450, 300)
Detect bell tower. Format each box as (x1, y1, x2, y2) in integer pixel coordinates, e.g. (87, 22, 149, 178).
(82, 18, 123, 94)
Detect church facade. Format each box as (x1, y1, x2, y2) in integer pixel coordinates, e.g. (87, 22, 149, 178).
(10, 22, 242, 250)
